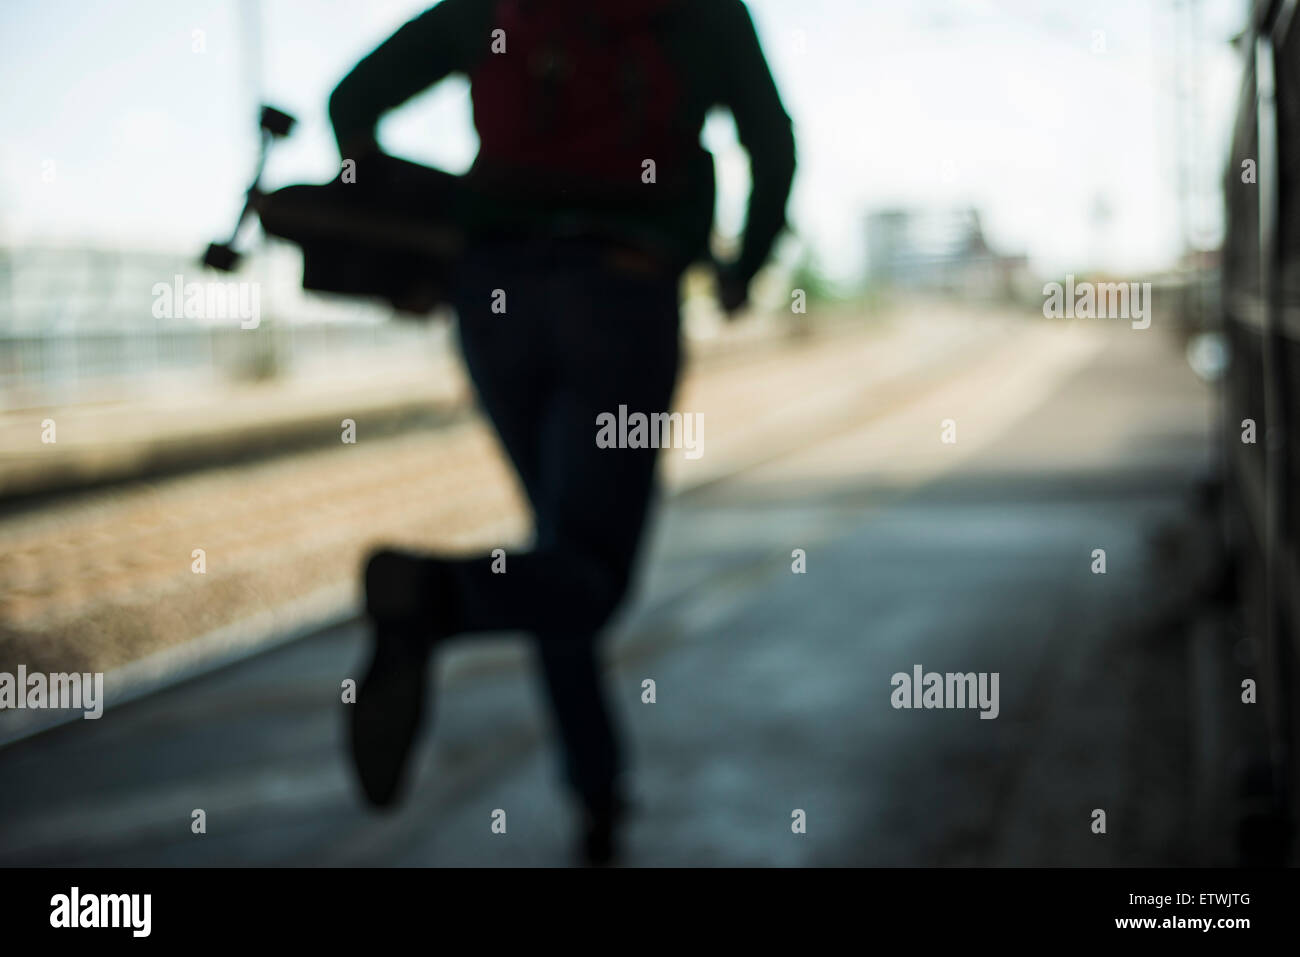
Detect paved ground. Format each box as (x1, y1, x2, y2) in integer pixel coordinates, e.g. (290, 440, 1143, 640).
(0, 318, 1224, 866)
(0, 310, 997, 683)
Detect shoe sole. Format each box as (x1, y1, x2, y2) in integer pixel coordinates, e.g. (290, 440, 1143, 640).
(350, 550, 434, 808)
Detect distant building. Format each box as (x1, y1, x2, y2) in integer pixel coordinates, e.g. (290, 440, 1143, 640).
(864, 207, 1029, 301)
(0, 243, 431, 408)
(0, 243, 389, 336)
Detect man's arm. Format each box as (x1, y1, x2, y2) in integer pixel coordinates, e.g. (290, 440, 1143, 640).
(328, 0, 489, 158)
(716, 0, 797, 291)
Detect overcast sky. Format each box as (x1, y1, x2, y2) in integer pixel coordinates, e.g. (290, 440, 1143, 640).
(0, 0, 1248, 281)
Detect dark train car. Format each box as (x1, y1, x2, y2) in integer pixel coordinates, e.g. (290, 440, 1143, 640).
(1221, 0, 1300, 865)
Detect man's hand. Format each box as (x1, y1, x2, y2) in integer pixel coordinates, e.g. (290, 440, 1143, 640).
(715, 261, 750, 318)
(338, 133, 381, 168)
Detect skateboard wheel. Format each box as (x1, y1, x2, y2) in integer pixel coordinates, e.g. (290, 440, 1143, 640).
(260, 105, 297, 139)
(203, 242, 241, 272)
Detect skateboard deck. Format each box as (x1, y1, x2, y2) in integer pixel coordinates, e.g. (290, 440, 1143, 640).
(257, 154, 467, 315)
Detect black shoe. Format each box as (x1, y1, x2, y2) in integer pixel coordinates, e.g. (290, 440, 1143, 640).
(349, 550, 454, 808)
(578, 794, 628, 867)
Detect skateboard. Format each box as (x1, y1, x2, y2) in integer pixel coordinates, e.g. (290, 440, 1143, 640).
(203, 104, 465, 315)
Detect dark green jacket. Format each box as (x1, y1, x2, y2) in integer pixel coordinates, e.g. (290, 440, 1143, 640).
(329, 0, 796, 281)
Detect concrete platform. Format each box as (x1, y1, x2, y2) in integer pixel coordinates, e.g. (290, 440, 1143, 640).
(0, 320, 1223, 866)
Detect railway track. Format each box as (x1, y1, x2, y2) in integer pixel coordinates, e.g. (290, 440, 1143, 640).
(0, 311, 1011, 695)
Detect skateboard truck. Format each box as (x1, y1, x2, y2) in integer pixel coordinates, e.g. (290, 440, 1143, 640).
(203, 104, 297, 272)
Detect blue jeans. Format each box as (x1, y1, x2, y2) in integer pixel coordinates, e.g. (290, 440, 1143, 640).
(447, 238, 681, 812)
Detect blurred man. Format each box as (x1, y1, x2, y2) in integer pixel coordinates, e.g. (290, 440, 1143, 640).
(333, 0, 795, 863)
